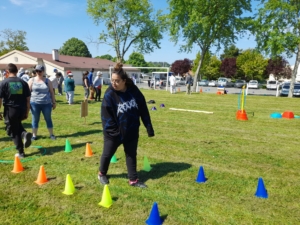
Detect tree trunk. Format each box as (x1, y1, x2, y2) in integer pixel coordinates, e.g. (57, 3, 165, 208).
(288, 43, 300, 98)
(192, 50, 206, 92)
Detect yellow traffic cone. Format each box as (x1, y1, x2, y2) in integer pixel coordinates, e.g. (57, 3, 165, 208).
(98, 185, 113, 208)
(62, 174, 75, 195)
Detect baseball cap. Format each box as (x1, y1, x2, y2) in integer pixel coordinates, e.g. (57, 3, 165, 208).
(53, 68, 58, 72)
(97, 71, 102, 75)
(68, 73, 73, 76)
(67, 70, 72, 74)
(35, 65, 45, 71)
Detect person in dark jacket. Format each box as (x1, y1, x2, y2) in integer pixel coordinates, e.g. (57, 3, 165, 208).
(98, 62, 154, 188)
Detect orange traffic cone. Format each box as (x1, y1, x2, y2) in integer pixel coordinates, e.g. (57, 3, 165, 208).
(34, 165, 49, 185)
(200, 87, 202, 93)
(11, 156, 24, 173)
(177, 87, 180, 92)
(85, 143, 93, 157)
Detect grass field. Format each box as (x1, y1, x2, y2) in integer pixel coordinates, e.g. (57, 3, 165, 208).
(0, 86, 299, 225)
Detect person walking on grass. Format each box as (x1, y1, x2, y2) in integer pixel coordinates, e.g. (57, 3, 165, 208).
(82, 71, 90, 100)
(27, 65, 56, 140)
(54, 68, 63, 95)
(0, 63, 32, 158)
(185, 70, 192, 95)
(93, 71, 103, 101)
(98, 62, 155, 188)
(64, 72, 75, 105)
(169, 73, 176, 94)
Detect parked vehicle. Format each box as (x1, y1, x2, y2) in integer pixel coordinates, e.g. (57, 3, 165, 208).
(280, 83, 300, 96)
(217, 77, 234, 87)
(198, 79, 209, 86)
(266, 80, 278, 90)
(234, 80, 246, 88)
(248, 80, 259, 89)
(208, 80, 217, 87)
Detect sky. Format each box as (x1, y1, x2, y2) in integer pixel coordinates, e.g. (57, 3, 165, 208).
(0, 0, 296, 65)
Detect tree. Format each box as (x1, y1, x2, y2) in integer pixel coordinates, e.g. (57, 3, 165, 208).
(266, 56, 292, 80)
(168, 0, 252, 92)
(220, 58, 237, 79)
(87, 0, 167, 63)
(59, 38, 92, 57)
(203, 56, 221, 80)
(220, 44, 241, 60)
(0, 29, 29, 56)
(236, 49, 268, 80)
(170, 58, 192, 76)
(252, 0, 300, 97)
(95, 54, 113, 60)
(126, 52, 148, 72)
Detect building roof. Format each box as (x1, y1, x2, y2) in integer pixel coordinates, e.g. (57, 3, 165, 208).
(0, 63, 36, 70)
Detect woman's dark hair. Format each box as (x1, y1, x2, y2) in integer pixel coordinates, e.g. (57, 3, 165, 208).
(113, 63, 133, 86)
(82, 71, 88, 82)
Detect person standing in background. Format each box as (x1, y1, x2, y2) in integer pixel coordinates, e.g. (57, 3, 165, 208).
(93, 71, 103, 102)
(49, 70, 58, 95)
(54, 68, 64, 95)
(88, 68, 95, 99)
(169, 73, 176, 94)
(21, 70, 31, 82)
(185, 70, 193, 95)
(82, 71, 90, 100)
(64, 72, 75, 105)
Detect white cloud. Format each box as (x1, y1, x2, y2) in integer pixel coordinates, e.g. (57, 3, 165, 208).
(9, 0, 48, 10)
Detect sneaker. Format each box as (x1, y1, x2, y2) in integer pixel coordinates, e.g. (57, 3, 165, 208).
(31, 136, 37, 141)
(129, 180, 147, 188)
(50, 135, 56, 140)
(15, 152, 25, 159)
(22, 132, 32, 148)
(98, 174, 109, 185)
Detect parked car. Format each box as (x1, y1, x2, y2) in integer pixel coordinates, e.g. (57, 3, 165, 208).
(175, 77, 186, 86)
(248, 80, 259, 89)
(266, 80, 278, 90)
(217, 77, 234, 87)
(198, 79, 209, 86)
(234, 80, 246, 88)
(280, 83, 300, 96)
(208, 80, 217, 87)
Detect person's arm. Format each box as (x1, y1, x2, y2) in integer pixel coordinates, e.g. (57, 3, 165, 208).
(84, 78, 89, 88)
(47, 80, 56, 110)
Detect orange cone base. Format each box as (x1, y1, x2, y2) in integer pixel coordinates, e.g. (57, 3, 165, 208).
(34, 179, 49, 185)
(216, 91, 224, 95)
(236, 110, 248, 121)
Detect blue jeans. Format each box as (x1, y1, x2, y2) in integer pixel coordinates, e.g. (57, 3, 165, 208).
(30, 102, 53, 129)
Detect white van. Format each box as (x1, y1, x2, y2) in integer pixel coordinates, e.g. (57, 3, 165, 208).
(217, 77, 233, 87)
(266, 80, 278, 90)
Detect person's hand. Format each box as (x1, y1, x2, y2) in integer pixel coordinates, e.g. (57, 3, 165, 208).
(147, 125, 155, 137)
(52, 103, 56, 110)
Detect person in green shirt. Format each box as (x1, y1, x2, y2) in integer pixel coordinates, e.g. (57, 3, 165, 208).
(64, 72, 75, 105)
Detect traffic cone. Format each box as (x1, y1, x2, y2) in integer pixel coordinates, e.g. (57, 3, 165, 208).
(146, 202, 162, 225)
(65, 139, 72, 152)
(177, 87, 180, 92)
(255, 177, 268, 198)
(98, 184, 113, 208)
(110, 154, 118, 163)
(11, 156, 24, 173)
(143, 156, 152, 172)
(34, 165, 49, 185)
(85, 143, 93, 157)
(196, 166, 207, 183)
(62, 174, 75, 195)
(200, 87, 203, 93)
(151, 107, 157, 111)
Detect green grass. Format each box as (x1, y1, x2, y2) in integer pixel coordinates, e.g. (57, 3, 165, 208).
(0, 86, 300, 224)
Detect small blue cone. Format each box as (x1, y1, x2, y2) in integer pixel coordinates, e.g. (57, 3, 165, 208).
(160, 104, 165, 108)
(196, 166, 207, 183)
(255, 177, 268, 198)
(151, 107, 157, 111)
(146, 202, 162, 225)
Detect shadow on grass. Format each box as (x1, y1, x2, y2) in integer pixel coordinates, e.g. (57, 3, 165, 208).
(25, 143, 87, 156)
(57, 129, 102, 138)
(109, 162, 192, 182)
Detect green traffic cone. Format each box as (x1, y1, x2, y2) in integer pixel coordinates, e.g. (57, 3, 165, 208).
(65, 139, 72, 152)
(143, 156, 152, 172)
(110, 154, 118, 163)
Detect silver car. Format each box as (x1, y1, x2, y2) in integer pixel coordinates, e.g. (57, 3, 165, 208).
(280, 83, 300, 96)
(235, 80, 246, 88)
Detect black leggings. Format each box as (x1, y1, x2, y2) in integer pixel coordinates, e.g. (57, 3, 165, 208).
(94, 87, 102, 101)
(4, 106, 26, 153)
(99, 137, 138, 181)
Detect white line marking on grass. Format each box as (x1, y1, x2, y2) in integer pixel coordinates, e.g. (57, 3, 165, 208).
(169, 108, 214, 114)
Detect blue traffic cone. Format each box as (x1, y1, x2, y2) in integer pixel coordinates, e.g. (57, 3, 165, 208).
(146, 202, 162, 225)
(160, 104, 165, 108)
(255, 177, 268, 198)
(151, 107, 157, 111)
(196, 166, 207, 183)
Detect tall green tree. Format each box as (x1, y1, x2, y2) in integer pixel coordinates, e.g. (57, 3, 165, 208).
(168, 0, 252, 92)
(0, 29, 29, 56)
(204, 56, 222, 80)
(252, 0, 300, 97)
(236, 49, 268, 80)
(59, 38, 92, 57)
(87, 0, 167, 63)
(192, 51, 211, 79)
(220, 44, 241, 60)
(95, 54, 113, 60)
(126, 52, 148, 72)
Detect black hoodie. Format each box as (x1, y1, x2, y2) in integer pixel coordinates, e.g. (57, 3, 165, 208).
(101, 84, 154, 141)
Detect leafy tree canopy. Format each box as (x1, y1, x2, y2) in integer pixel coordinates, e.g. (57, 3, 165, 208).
(126, 52, 148, 72)
(170, 58, 192, 75)
(236, 49, 268, 80)
(95, 54, 113, 60)
(220, 45, 241, 60)
(0, 29, 29, 56)
(266, 56, 292, 80)
(59, 38, 92, 57)
(220, 58, 237, 79)
(87, 0, 167, 62)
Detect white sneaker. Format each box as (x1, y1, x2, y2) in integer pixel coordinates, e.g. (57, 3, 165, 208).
(15, 153, 25, 159)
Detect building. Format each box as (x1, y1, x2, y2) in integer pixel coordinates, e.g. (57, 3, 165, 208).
(0, 50, 140, 84)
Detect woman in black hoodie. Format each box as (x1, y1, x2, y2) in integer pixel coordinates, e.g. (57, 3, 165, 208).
(98, 63, 154, 188)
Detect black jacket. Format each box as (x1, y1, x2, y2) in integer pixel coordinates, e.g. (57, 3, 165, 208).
(101, 84, 154, 141)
